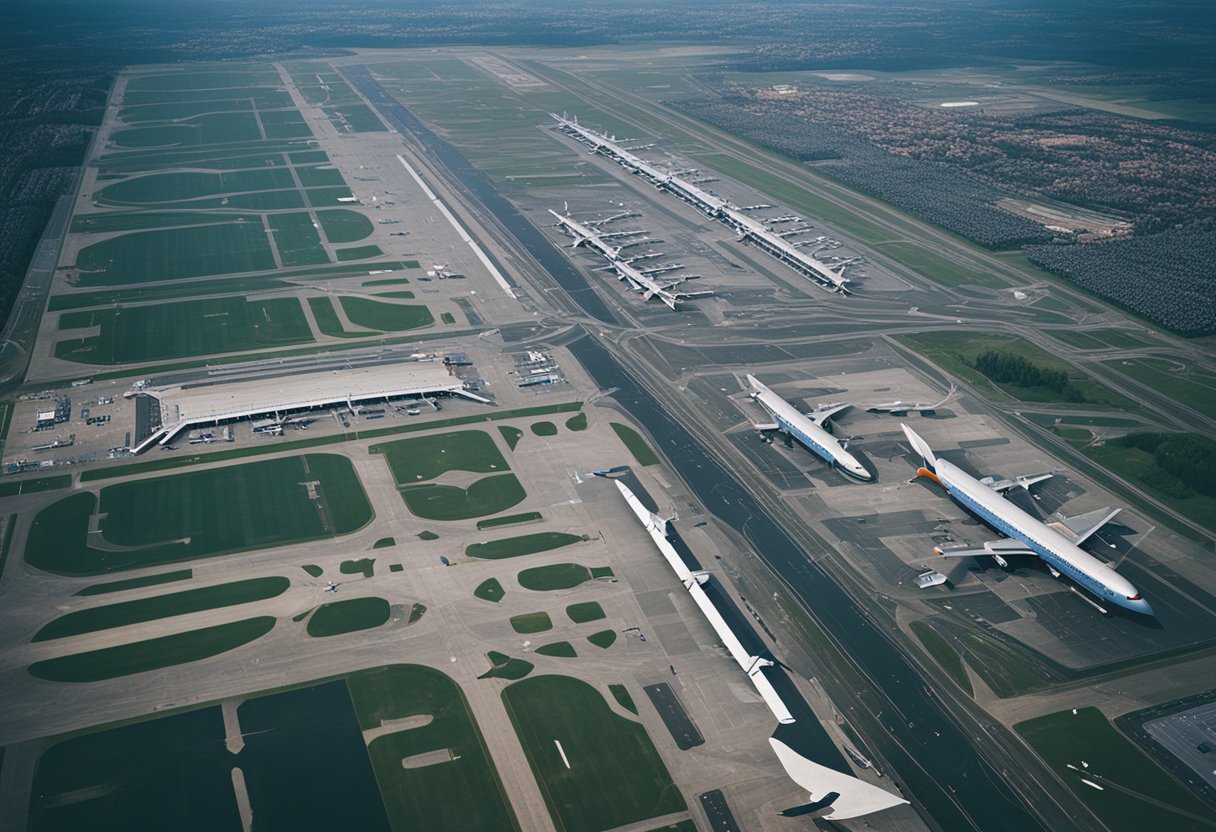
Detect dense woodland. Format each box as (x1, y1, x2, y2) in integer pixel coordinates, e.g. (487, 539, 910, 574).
(1113, 432, 1216, 500)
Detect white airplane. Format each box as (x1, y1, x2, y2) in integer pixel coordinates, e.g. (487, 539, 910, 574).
(901, 424, 1151, 615)
(866, 384, 959, 416)
(747, 375, 872, 481)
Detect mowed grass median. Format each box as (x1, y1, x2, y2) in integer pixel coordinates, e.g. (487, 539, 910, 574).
(25, 454, 371, 575)
(466, 531, 582, 560)
(55, 296, 313, 364)
(74, 222, 277, 286)
(35, 576, 289, 641)
(502, 675, 685, 832)
(29, 617, 276, 682)
(347, 664, 520, 831)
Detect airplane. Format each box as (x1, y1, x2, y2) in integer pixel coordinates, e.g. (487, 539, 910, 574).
(901, 423, 1151, 615)
(866, 383, 959, 416)
(747, 374, 872, 481)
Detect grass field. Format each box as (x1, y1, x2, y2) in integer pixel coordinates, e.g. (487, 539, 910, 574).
(587, 630, 617, 649)
(56, 296, 313, 364)
(957, 630, 1052, 698)
(518, 563, 600, 591)
(308, 296, 365, 338)
(373, 537, 395, 549)
(531, 421, 558, 436)
(316, 209, 373, 243)
(346, 664, 520, 831)
(480, 651, 534, 680)
(72, 211, 261, 234)
(95, 168, 295, 204)
(340, 557, 375, 577)
(28, 705, 240, 831)
(76, 569, 192, 596)
(28, 617, 275, 682)
(0, 474, 71, 498)
(610, 423, 660, 466)
(466, 531, 582, 560)
(336, 245, 384, 262)
(909, 620, 972, 695)
(566, 602, 606, 624)
(400, 474, 527, 521)
(338, 296, 433, 331)
(510, 611, 553, 634)
(474, 578, 505, 602)
(1104, 357, 1216, 420)
(609, 684, 637, 714)
(499, 425, 524, 450)
(306, 597, 391, 637)
(565, 412, 588, 431)
(896, 331, 1136, 409)
(26, 454, 372, 575)
(371, 429, 507, 482)
(502, 675, 686, 832)
(35, 576, 288, 641)
(1083, 443, 1216, 533)
(476, 511, 544, 530)
(535, 641, 578, 658)
(1016, 707, 1215, 832)
(870, 240, 1004, 288)
(74, 222, 277, 286)
(269, 212, 329, 266)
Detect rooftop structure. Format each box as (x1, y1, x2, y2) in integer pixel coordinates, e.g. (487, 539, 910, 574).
(134, 361, 489, 453)
(553, 113, 851, 294)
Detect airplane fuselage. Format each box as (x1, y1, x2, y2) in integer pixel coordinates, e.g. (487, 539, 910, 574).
(928, 457, 1151, 614)
(748, 376, 871, 481)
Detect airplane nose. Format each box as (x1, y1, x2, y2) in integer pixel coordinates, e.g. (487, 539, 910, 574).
(1127, 597, 1154, 616)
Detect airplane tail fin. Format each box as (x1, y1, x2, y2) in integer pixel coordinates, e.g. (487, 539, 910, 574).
(901, 423, 938, 470)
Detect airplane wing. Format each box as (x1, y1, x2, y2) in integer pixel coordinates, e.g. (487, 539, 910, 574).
(752, 421, 779, 431)
(981, 473, 1053, 493)
(935, 538, 1037, 558)
(1048, 506, 1121, 545)
(807, 403, 850, 426)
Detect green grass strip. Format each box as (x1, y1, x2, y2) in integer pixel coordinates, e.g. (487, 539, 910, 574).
(36, 576, 289, 641)
(0, 514, 16, 584)
(0, 474, 72, 498)
(80, 402, 583, 482)
(306, 597, 390, 637)
(610, 423, 660, 466)
(475, 512, 543, 530)
(28, 617, 275, 682)
(467, 531, 581, 559)
(910, 620, 972, 695)
(75, 569, 193, 596)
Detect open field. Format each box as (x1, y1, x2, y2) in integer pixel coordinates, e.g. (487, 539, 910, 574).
(510, 611, 553, 634)
(269, 212, 329, 266)
(535, 641, 577, 658)
(306, 597, 391, 637)
(474, 578, 506, 602)
(610, 423, 660, 466)
(0, 474, 71, 498)
(400, 474, 527, 521)
(347, 664, 519, 831)
(316, 209, 373, 243)
(1016, 707, 1215, 832)
(502, 674, 686, 832)
(74, 222, 277, 286)
(336, 245, 384, 262)
(587, 630, 617, 649)
(1104, 358, 1216, 420)
(896, 331, 1137, 409)
(76, 569, 192, 596)
(26, 454, 371, 574)
(1082, 443, 1216, 533)
(338, 296, 433, 331)
(566, 602, 606, 624)
(308, 296, 365, 338)
(466, 531, 582, 560)
(35, 576, 289, 641)
(56, 296, 313, 363)
(372, 429, 507, 482)
(518, 563, 602, 591)
(27, 706, 240, 831)
(28, 617, 276, 682)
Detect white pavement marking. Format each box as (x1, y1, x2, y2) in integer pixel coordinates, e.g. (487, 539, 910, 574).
(395, 154, 518, 300)
(554, 739, 571, 769)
